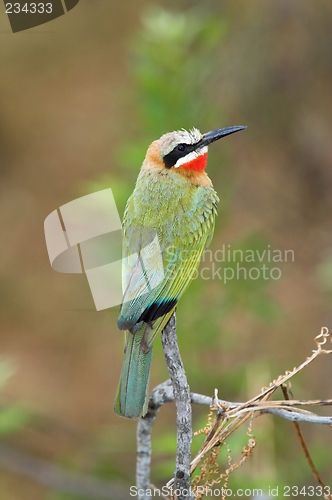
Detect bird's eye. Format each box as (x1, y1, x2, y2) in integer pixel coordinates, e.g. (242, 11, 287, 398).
(177, 144, 185, 152)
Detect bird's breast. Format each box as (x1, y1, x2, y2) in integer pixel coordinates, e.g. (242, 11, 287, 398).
(124, 170, 218, 249)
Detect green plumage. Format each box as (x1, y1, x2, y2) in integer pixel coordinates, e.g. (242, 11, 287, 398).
(114, 326, 152, 418)
(114, 167, 219, 419)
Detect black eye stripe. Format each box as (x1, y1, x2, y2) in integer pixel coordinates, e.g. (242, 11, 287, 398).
(163, 143, 194, 169)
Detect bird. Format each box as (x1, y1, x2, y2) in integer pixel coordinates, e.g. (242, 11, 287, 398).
(114, 125, 246, 418)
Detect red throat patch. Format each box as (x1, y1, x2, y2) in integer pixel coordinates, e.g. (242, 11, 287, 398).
(181, 152, 208, 172)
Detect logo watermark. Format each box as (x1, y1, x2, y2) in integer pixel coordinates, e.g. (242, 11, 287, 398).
(129, 484, 330, 497)
(165, 244, 294, 283)
(3, 0, 80, 33)
(44, 189, 164, 311)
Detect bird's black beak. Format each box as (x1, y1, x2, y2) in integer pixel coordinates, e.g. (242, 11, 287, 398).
(195, 126, 246, 149)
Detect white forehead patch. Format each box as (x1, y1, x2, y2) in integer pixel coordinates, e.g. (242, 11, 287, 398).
(160, 128, 203, 156)
(174, 146, 208, 168)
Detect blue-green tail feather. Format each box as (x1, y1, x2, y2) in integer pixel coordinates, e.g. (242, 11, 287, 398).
(114, 326, 152, 419)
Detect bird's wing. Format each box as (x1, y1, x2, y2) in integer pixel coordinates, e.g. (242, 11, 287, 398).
(118, 222, 211, 333)
(117, 188, 218, 333)
(117, 224, 166, 330)
(142, 244, 207, 350)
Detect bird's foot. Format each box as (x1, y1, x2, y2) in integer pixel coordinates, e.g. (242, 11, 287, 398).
(140, 322, 152, 354)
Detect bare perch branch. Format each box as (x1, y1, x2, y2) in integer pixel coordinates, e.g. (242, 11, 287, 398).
(136, 402, 162, 499)
(146, 380, 332, 425)
(161, 313, 194, 500)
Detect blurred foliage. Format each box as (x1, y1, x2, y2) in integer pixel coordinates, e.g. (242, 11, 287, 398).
(126, 5, 225, 149)
(48, 493, 82, 500)
(317, 252, 332, 293)
(0, 357, 32, 436)
(0, 357, 15, 389)
(0, 405, 31, 435)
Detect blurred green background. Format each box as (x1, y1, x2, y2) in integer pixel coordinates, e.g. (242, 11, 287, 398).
(1, 1, 332, 498)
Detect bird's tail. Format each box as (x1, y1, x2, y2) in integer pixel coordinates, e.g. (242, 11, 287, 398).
(114, 325, 152, 419)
